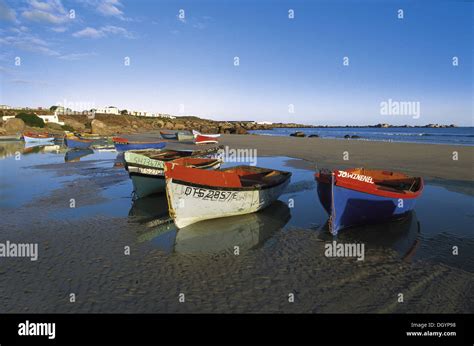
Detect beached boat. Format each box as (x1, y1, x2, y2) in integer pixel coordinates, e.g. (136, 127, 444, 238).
(160, 131, 178, 140)
(124, 146, 222, 170)
(112, 136, 129, 143)
(114, 140, 166, 152)
(129, 156, 222, 198)
(165, 164, 291, 228)
(177, 132, 194, 142)
(64, 136, 93, 149)
(315, 168, 424, 235)
(195, 134, 219, 144)
(23, 132, 55, 144)
(0, 133, 22, 141)
(192, 130, 221, 138)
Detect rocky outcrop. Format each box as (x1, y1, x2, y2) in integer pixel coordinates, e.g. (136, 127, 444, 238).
(290, 131, 306, 137)
(91, 119, 114, 135)
(63, 118, 86, 131)
(4, 118, 25, 134)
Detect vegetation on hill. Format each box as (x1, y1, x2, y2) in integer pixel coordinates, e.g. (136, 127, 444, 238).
(15, 113, 45, 128)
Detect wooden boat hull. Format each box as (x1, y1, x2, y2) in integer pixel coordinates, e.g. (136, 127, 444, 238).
(160, 132, 178, 140)
(64, 137, 93, 149)
(192, 130, 220, 138)
(23, 135, 54, 143)
(165, 166, 291, 229)
(195, 134, 218, 144)
(177, 132, 194, 141)
(128, 159, 222, 198)
(124, 147, 221, 170)
(114, 141, 166, 151)
(316, 169, 423, 235)
(129, 166, 167, 198)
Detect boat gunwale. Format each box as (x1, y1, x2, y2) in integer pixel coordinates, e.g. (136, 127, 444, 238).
(168, 166, 292, 192)
(315, 169, 424, 200)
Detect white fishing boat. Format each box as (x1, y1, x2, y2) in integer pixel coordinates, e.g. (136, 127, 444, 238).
(23, 132, 55, 144)
(192, 129, 221, 138)
(164, 164, 291, 228)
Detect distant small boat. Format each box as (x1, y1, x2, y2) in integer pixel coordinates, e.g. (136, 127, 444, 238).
(65, 148, 94, 162)
(192, 130, 220, 138)
(165, 164, 291, 228)
(23, 132, 55, 144)
(77, 133, 103, 140)
(112, 136, 129, 143)
(128, 156, 222, 199)
(177, 132, 194, 142)
(64, 136, 93, 149)
(0, 133, 22, 141)
(315, 168, 424, 235)
(114, 140, 166, 152)
(195, 134, 219, 144)
(160, 131, 178, 140)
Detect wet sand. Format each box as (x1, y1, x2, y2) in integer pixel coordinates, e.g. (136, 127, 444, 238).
(128, 133, 474, 182)
(0, 151, 472, 313)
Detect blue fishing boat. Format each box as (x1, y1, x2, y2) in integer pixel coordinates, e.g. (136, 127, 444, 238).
(114, 141, 166, 152)
(315, 168, 424, 235)
(64, 136, 93, 149)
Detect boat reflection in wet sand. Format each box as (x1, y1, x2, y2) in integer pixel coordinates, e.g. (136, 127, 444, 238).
(129, 195, 291, 255)
(64, 148, 94, 162)
(319, 211, 421, 261)
(175, 200, 291, 254)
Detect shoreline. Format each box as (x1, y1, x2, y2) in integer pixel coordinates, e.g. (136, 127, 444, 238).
(128, 132, 473, 182)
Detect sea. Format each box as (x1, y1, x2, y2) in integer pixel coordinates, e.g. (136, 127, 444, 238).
(249, 127, 474, 146)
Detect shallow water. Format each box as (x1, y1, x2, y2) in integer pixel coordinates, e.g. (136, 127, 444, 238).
(249, 127, 474, 146)
(0, 142, 472, 313)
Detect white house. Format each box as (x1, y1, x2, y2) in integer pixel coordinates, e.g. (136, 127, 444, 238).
(39, 114, 65, 125)
(256, 121, 273, 125)
(95, 106, 119, 115)
(0, 105, 11, 109)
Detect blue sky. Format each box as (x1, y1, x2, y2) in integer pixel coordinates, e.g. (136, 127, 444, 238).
(0, 0, 472, 125)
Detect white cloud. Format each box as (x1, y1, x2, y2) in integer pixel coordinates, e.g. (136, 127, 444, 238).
(83, 0, 128, 20)
(58, 52, 97, 60)
(97, 0, 123, 18)
(73, 25, 134, 39)
(51, 26, 67, 32)
(72, 27, 103, 38)
(0, 31, 60, 56)
(9, 78, 51, 86)
(21, 0, 69, 24)
(0, 0, 17, 22)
